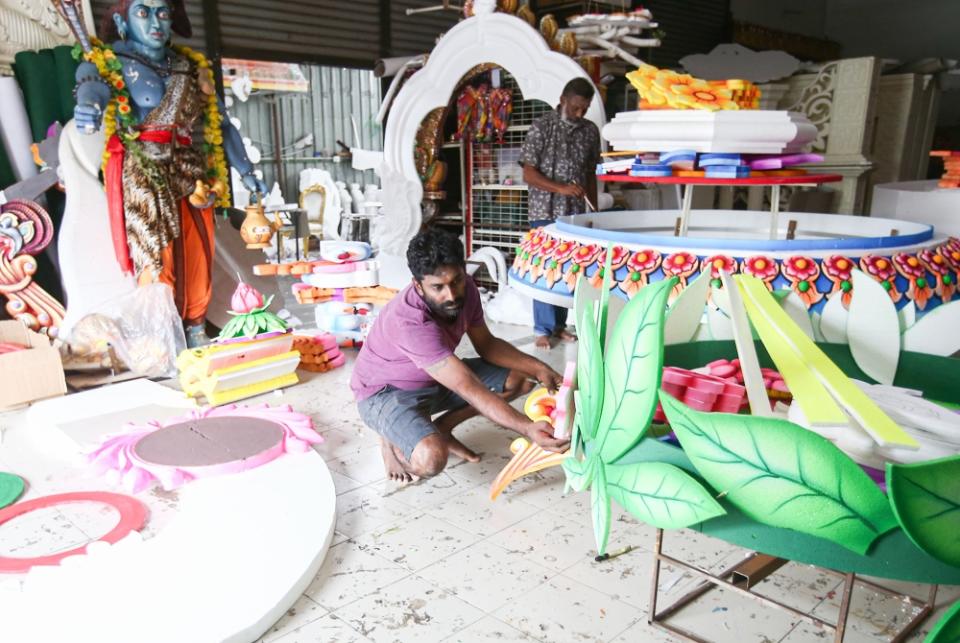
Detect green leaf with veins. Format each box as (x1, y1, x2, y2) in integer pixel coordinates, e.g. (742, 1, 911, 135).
(605, 461, 725, 530)
(595, 278, 674, 464)
(887, 455, 960, 567)
(591, 463, 611, 555)
(660, 392, 897, 554)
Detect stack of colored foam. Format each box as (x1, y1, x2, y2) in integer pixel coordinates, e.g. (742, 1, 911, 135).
(654, 366, 746, 422)
(292, 332, 345, 373)
(704, 358, 790, 401)
(177, 333, 300, 406)
(292, 285, 397, 306)
(177, 281, 301, 405)
(930, 151, 960, 188)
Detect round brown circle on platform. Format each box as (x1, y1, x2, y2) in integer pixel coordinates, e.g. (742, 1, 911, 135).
(133, 417, 285, 467)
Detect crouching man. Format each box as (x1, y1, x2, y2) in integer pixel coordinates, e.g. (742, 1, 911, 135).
(350, 229, 569, 482)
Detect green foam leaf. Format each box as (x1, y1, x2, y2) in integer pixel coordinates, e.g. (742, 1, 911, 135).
(605, 461, 725, 530)
(597, 245, 615, 344)
(887, 455, 960, 567)
(660, 392, 897, 554)
(925, 598, 960, 643)
(562, 453, 597, 494)
(596, 278, 674, 464)
(577, 307, 604, 441)
(0, 473, 24, 509)
(591, 463, 611, 555)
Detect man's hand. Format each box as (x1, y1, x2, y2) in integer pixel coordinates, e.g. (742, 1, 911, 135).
(533, 365, 564, 393)
(526, 420, 570, 453)
(558, 183, 586, 199)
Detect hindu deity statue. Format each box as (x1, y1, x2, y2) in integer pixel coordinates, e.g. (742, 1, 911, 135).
(69, 0, 265, 346)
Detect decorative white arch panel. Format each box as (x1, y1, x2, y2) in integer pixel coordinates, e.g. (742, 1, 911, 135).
(377, 12, 606, 258)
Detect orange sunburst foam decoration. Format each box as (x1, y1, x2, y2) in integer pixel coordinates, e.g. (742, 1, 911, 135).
(489, 437, 569, 501)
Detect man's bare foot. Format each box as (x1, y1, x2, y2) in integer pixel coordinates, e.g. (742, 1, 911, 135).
(534, 334, 552, 350)
(380, 438, 412, 483)
(447, 435, 480, 463)
(553, 329, 578, 343)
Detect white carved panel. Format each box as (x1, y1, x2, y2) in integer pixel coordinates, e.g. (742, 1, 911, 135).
(0, 0, 95, 75)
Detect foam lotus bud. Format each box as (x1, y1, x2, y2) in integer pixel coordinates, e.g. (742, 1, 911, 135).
(231, 281, 264, 313)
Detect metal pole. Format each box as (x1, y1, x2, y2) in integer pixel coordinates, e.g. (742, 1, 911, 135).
(769, 184, 781, 240)
(678, 185, 694, 236)
(834, 572, 856, 642)
(648, 528, 664, 625)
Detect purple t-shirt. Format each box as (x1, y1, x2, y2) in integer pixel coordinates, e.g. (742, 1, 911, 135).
(350, 277, 485, 401)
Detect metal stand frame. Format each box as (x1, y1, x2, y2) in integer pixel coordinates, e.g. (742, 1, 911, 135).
(648, 529, 939, 643)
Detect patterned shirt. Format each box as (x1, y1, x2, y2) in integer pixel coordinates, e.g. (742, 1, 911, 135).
(519, 108, 602, 222)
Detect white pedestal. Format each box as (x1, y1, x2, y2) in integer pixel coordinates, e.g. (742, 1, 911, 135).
(871, 180, 960, 238)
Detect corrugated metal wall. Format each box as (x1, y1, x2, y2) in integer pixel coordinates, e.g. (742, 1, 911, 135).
(227, 64, 383, 200)
(90, 0, 207, 52)
(643, 0, 732, 68)
(389, 1, 461, 57)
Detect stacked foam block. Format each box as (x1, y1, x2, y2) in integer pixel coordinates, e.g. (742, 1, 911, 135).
(292, 332, 345, 373)
(930, 151, 960, 188)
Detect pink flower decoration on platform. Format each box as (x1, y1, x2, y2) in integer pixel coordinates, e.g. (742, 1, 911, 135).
(859, 255, 901, 303)
(563, 243, 601, 291)
(919, 248, 955, 302)
(782, 256, 822, 307)
(894, 253, 933, 310)
(545, 240, 578, 289)
(661, 252, 698, 301)
(530, 237, 560, 282)
(741, 255, 779, 288)
(589, 245, 630, 289)
(823, 255, 854, 305)
(620, 249, 662, 296)
(702, 255, 736, 280)
(86, 404, 323, 494)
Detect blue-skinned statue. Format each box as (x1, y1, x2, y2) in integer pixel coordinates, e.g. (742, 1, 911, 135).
(70, 0, 265, 346)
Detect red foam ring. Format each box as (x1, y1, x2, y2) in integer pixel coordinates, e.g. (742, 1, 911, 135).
(0, 492, 147, 573)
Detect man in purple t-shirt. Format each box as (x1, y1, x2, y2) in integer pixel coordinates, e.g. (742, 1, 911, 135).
(351, 229, 569, 482)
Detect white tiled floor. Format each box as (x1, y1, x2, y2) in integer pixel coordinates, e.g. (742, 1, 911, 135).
(0, 323, 957, 642)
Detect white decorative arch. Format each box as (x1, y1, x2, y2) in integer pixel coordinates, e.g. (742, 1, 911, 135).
(377, 12, 606, 262)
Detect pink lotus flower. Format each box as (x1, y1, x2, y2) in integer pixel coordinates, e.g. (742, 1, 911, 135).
(920, 248, 955, 302)
(859, 255, 901, 303)
(589, 246, 630, 289)
(231, 281, 264, 313)
(701, 255, 736, 279)
(741, 255, 779, 284)
(552, 240, 578, 263)
(823, 255, 853, 282)
(783, 256, 819, 282)
(781, 256, 822, 307)
(940, 244, 960, 271)
(620, 249, 662, 297)
(894, 253, 926, 280)
(662, 252, 697, 277)
(894, 252, 933, 310)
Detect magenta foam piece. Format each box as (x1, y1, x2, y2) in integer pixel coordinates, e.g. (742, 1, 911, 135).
(711, 364, 737, 378)
(689, 376, 725, 395)
(662, 368, 693, 387)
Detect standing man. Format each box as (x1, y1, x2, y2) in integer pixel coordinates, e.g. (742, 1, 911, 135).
(520, 77, 602, 349)
(351, 229, 569, 483)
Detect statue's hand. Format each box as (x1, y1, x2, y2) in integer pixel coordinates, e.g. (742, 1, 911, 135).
(241, 172, 267, 196)
(74, 101, 103, 134)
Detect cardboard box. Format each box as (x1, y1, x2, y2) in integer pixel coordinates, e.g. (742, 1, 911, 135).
(0, 321, 67, 410)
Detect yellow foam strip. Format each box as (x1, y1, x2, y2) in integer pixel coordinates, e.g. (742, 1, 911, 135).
(738, 275, 918, 448)
(737, 280, 848, 426)
(204, 372, 300, 406)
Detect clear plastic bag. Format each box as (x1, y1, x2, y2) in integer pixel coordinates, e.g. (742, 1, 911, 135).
(67, 284, 186, 378)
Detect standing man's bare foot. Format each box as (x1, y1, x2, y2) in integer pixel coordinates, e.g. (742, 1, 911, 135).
(380, 437, 412, 483)
(447, 435, 481, 463)
(534, 335, 553, 350)
(553, 329, 578, 343)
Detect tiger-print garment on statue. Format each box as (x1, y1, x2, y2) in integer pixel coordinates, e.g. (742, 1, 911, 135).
(121, 53, 207, 277)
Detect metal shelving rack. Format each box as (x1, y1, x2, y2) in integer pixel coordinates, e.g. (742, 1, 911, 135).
(464, 71, 552, 290)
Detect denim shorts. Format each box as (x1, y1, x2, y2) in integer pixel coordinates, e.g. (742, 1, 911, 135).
(357, 358, 510, 459)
